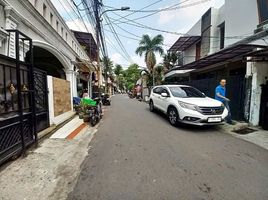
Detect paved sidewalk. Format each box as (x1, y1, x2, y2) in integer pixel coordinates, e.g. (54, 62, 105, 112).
(218, 123, 268, 150)
(0, 125, 97, 200)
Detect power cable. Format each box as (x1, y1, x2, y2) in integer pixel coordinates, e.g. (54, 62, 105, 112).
(103, 13, 133, 63)
(109, 12, 253, 39)
(56, 0, 83, 31)
(110, 0, 163, 24)
(109, 0, 193, 25)
(69, 0, 94, 34)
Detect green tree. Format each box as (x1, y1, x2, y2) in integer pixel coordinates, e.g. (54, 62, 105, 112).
(135, 34, 164, 73)
(102, 56, 113, 75)
(124, 63, 141, 91)
(114, 64, 123, 76)
(163, 52, 178, 70)
(102, 56, 113, 92)
(113, 64, 124, 91)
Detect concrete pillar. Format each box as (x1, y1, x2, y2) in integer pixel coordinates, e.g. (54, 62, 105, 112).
(88, 72, 92, 98)
(65, 69, 76, 110)
(47, 75, 55, 126)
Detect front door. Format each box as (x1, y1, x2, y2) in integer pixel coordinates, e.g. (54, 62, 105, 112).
(34, 69, 49, 132)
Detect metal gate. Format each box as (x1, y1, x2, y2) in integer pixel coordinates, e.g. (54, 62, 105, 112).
(34, 69, 49, 132)
(0, 30, 36, 165)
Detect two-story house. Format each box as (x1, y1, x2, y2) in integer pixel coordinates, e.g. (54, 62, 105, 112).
(165, 0, 268, 129)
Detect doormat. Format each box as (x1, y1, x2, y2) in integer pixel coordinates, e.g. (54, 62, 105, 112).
(232, 127, 257, 135)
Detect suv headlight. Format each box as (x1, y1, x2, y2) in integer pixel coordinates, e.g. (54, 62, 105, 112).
(178, 101, 199, 111)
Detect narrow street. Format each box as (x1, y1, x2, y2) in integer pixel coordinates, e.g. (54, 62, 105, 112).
(68, 95, 268, 200)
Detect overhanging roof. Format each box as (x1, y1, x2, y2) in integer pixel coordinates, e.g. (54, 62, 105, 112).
(245, 47, 268, 57)
(73, 30, 97, 51)
(176, 44, 267, 70)
(169, 36, 201, 52)
(165, 69, 194, 78)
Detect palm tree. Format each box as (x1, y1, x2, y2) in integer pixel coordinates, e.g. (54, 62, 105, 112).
(135, 34, 164, 73)
(163, 52, 178, 71)
(114, 64, 123, 77)
(154, 64, 164, 85)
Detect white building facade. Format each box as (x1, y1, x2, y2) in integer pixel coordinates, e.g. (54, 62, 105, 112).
(166, 0, 268, 128)
(0, 0, 95, 128)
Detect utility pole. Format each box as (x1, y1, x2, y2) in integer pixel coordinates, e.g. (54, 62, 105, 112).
(93, 0, 101, 97)
(92, 1, 130, 96)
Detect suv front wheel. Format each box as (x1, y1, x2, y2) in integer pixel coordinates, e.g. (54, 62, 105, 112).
(149, 100, 155, 112)
(168, 107, 179, 126)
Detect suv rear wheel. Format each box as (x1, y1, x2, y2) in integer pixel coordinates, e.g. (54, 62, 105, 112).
(168, 107, 179, 126)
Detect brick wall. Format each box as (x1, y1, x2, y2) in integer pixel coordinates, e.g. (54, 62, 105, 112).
(53, 77, 71, 116)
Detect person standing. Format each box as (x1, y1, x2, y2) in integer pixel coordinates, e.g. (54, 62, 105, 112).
(215, 79, 233, 124)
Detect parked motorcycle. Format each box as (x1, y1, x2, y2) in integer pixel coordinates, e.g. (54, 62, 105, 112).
(88, 97, 102, 126)
(128, 92, 134, 99)
(101, 93, 111, 106)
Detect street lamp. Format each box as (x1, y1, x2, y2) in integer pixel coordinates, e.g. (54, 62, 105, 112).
(100, 7, 130, 18)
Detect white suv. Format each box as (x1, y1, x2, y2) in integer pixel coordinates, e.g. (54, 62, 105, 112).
(149, 85, 228, 126)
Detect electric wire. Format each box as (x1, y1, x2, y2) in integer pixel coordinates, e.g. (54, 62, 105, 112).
(103, 13, 133, 63)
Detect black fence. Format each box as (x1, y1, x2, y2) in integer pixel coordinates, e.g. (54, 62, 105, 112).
(0, 30, 36, 165)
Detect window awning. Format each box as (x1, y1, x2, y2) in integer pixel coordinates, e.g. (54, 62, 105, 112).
(168, 36, 201, 52)
(175, 44, 267, 70)
(72, 59, 96, 73)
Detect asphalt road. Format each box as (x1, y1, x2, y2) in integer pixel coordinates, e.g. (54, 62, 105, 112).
(68, 94, 268, 200)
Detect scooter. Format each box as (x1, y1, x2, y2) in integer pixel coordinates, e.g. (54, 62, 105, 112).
(101, 93, 111, 106)
(88, 97, 102, 127)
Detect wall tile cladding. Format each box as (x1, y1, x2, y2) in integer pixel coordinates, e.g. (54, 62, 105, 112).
(53, 77, 71, 116)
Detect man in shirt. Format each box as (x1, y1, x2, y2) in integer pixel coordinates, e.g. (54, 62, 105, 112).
(215, 79, 233, 124)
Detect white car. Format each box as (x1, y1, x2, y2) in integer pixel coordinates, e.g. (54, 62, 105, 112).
(149, 85, 228, 126)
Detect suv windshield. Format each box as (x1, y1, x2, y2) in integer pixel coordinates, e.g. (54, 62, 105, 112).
(168, 86, 206, 98)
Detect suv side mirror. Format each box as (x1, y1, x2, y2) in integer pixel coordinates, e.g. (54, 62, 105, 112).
(161, 92, 168, 97)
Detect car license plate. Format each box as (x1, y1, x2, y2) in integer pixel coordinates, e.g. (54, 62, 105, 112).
(208, 117, 221, 123)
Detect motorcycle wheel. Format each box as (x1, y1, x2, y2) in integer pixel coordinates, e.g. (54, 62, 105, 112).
(90, 116, 97, 127)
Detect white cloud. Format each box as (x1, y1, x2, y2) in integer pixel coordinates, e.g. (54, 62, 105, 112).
(131, 55, 145, 68)
(111, 53, 124, 64)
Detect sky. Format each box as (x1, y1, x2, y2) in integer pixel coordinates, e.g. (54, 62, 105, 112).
(51, 0, 225, 68)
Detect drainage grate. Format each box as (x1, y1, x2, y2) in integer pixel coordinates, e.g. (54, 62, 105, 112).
(232, 127, 257, 135)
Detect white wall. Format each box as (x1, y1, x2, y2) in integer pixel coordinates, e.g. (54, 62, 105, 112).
(224, 0, 259, 46)
(183, 44, 197, 65)
(248, 62, 268, 126)
(210, 7, 225, 54)
(182, 20, 201, 65)
(187, 20, 201, 36)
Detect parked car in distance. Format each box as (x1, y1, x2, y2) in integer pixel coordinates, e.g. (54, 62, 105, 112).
(149, 85, 228, 126)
